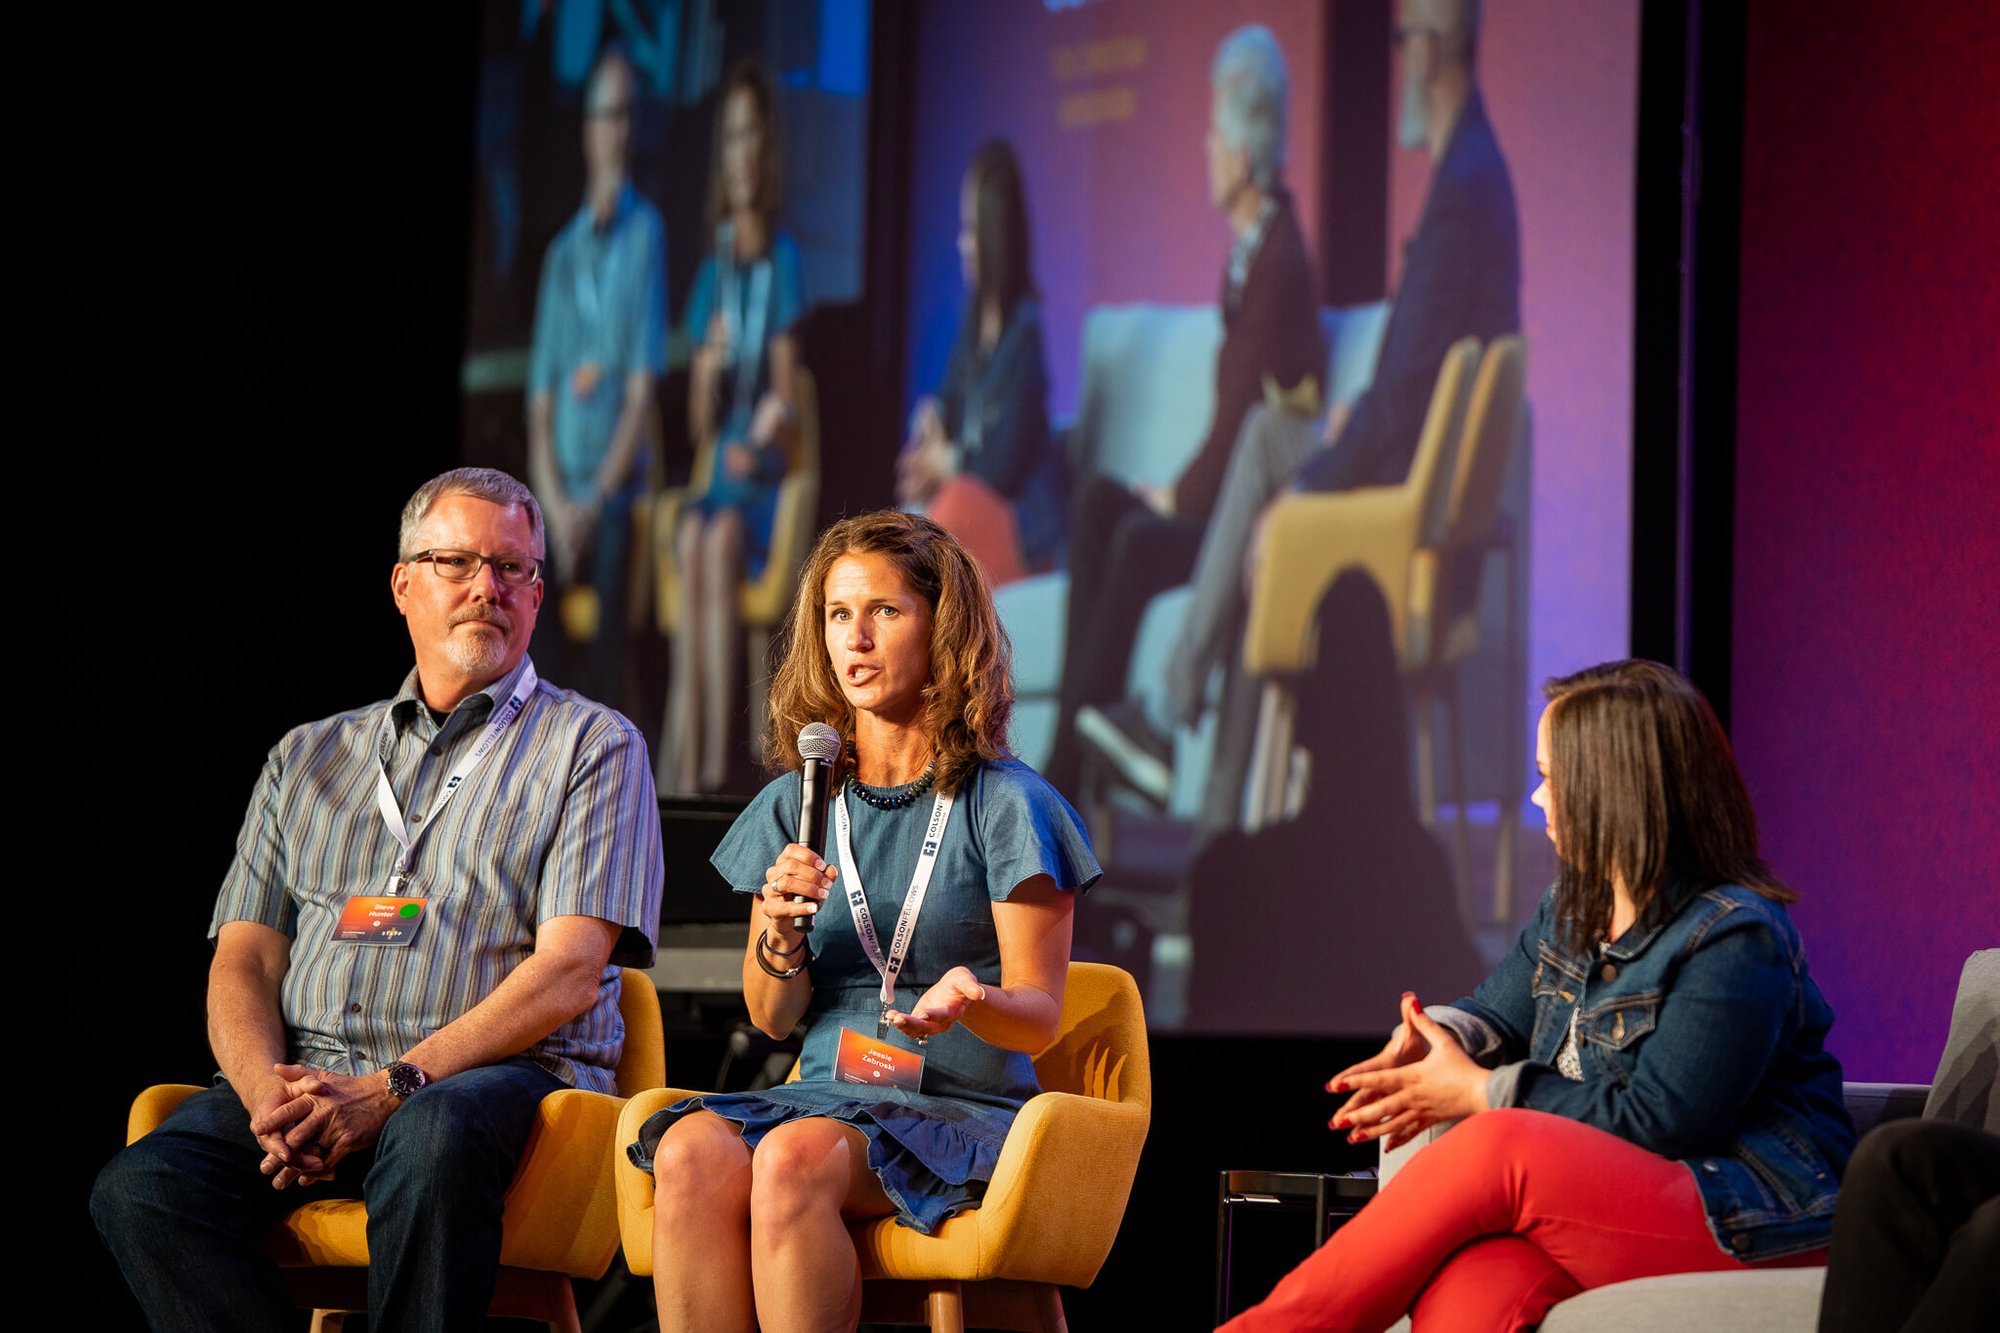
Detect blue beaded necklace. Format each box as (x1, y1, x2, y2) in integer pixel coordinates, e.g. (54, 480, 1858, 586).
(847, 763, 938, 811)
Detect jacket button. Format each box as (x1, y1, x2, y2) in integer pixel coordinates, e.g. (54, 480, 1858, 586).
(1732, 1234, 1750, 1252)
(1702, 1160, 1719, 1174)
(1600, 963, 1618, 981)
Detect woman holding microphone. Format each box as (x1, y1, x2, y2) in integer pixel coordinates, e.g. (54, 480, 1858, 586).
(630, 511, 1098, 1331)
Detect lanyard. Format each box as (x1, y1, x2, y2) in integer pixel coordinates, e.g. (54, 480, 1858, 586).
(571, 190, 626, 332)
(372, 660, 537, 892)
(831, 784, 955, 1023)
(719, 250, 773, 415)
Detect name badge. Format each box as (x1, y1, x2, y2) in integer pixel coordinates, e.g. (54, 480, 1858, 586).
(834, 1025, 925, 1092)
(335, 895, 428, 946)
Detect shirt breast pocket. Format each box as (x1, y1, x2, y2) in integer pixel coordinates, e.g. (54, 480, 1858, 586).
(436, 808, 550, 902)
(1591, 995, 1660, 1061)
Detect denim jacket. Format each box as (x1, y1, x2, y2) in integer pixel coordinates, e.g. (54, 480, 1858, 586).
(1434, 881, 1855, 1261)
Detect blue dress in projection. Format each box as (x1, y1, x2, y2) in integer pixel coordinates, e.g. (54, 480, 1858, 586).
(683, 231, 803, 579)
(627, 757, 1099, 1232)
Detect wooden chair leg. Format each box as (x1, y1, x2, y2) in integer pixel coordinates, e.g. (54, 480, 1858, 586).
(926, 1280, 966, 1333)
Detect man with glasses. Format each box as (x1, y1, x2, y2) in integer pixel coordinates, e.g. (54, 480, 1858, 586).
(527, 43, 667, 712)
(92, 467, 664, 1330)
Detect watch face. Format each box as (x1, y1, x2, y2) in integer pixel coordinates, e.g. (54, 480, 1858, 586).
(386, 1062, 429, 1099)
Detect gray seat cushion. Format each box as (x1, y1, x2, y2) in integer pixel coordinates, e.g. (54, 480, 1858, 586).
(1536, 1268, 1827, 1332)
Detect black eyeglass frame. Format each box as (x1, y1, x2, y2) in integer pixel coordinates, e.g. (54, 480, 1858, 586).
(406, 548, 545, 588)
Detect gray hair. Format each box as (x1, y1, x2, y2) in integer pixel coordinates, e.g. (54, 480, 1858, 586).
(1211, 25, 1288, 191)
(398, 467, 545, 559)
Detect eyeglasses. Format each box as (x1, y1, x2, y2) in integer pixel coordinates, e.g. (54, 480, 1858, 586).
(1393, 24, 1439, 47)
(407, 549, 543, 588)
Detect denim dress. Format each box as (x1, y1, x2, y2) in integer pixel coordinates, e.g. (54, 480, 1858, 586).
(627, 758, 1099, 1232)
(1434, 881, 1856, 1260)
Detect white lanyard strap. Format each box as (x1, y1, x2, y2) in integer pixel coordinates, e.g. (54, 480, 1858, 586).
(831, 784, 955, 1012)
(721, 252, 773, 413)
(373, 660, 538, 884)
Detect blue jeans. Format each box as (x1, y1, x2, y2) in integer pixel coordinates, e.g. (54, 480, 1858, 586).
(91, 1058, 561, 1332)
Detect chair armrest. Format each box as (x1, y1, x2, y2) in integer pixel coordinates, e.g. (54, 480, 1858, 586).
(744, 468, 820, 622)
(1244, 486, 1427, 676)
(614, 1086, 712, 1277)
(968, 1091, 1151, 1286)
(651, 486, 691, 632)
(128, 1083, 206, 1144)
(854, 1090, 1149, 1286)
(1845, 1081, 1932, 1138)
(493, 1087, 630, 1278)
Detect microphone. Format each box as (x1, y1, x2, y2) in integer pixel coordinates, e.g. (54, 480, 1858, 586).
(793, 723, 842, 932)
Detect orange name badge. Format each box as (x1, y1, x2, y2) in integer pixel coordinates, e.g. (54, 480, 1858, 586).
(334, 895, 428, 946)
(834, 1026, 925, 1093)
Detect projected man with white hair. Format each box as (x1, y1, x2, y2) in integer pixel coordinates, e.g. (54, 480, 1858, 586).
(1079, 0, 1521, 833)
(1041, 24, 1325, 797)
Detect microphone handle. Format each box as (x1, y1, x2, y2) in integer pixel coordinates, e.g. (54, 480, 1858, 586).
(793, 759, 834, 932)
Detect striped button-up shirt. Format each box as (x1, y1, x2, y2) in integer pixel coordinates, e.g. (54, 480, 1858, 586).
(210, 657, 662, 1093)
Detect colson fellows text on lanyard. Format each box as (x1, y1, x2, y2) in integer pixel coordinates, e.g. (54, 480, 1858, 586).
(829, 783, 955, 1093)
(342, 662, 539, 947)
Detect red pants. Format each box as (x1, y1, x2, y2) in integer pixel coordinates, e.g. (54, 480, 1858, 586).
(1221, 1109, 1824, 1333)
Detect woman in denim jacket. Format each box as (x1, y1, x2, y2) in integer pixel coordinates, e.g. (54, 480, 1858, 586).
(1224, 660, 1855, 1332)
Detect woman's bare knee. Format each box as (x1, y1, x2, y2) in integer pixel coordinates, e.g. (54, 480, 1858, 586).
(748, 1121, 861, 1230)
(652, 1114, 752, 1221)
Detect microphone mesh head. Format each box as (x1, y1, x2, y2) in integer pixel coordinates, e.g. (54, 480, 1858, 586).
(797, 722, 842, 765)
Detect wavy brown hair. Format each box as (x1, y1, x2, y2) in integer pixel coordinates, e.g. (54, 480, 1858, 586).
(705, 58, 784, 238)
(1542, 659, 1793, 953)
(763, 511, 1013, 790)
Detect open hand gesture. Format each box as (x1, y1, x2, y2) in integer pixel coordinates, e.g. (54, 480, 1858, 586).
(885, 967, 986, 1041)
(1327, 993, 1489, 1150)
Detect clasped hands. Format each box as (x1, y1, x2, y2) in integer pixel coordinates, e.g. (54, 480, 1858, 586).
(759, 843, 986, 1041)
(1326, 991, 1490, 1151)
(248, 1063, 398, 1191)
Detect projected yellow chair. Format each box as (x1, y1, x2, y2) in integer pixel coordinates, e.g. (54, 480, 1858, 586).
(615, 960, 1151, 1332)
(1242, 337, 1482, 829)
(1402, 335, 1530, 920)
(124, 968, 666, 1333)
(557, 398, 669, 645)
(654, 367, 821, 757)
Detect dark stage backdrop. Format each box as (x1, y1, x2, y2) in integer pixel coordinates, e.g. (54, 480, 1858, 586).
(1731, 0, 2000, 1084)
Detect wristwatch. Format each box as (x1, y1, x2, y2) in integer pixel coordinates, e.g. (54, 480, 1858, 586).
(383, 1061, 431, 1102)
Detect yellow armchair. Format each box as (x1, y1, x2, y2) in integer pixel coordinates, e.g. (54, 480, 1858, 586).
(615, 960, 1151, 1332)
(1241, 336, 1531, 923)
(556, 399, 669, 645)
(123, 968, 665, 1333)
(1241, 337, 1481, 829)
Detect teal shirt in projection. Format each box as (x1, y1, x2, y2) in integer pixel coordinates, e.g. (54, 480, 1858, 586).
(629, 757, 1099, 1231)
